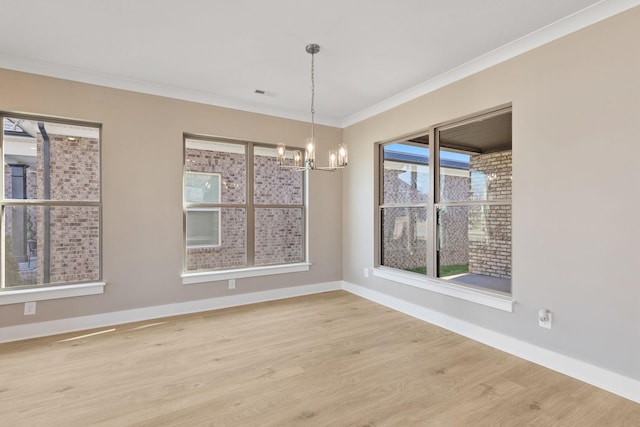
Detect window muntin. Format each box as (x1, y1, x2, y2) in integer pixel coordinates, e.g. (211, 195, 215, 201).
(2, 115, 101, 289)
(183, 137, 305, 273)
(378, 108, 512, 294)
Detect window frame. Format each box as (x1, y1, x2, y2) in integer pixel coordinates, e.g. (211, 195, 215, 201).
(181, 134, 308, 282)
(374, 106, 513, 311)
(0, 111, 104, 299)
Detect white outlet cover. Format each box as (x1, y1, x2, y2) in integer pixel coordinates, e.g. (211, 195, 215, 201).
(24, 301, 36, 315)
(539, 311, 552, 329)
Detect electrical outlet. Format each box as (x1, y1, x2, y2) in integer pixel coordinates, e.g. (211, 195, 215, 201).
(24, 301, 37, 316)
(538, 308, 552, 329)
(229, 279, 236, 290)
(364, 268, 369, 278)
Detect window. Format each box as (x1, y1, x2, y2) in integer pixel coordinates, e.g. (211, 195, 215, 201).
(185, 172, 221, 248)
(183, 136, 305, 273)
(1, 115, 101, 290)
(378, 107, 512, 295)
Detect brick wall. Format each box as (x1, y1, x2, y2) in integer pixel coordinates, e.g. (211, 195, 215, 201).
(36, 133, 100, 284)
(185, 148, 247, 270)
(185, 147, 305, 271)
(468, 151, 512, 278)
(254, 153, 304, 265)
(381, 169, 427, 270)
(186, 208, 247, 271)
(381, 168, 469, 270)
(255, 208, 303, 265)
(254, 154, 303, 205)
(381, 150, 511, 279)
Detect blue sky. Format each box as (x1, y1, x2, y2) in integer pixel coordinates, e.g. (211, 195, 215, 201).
(384, 143, 470, 162)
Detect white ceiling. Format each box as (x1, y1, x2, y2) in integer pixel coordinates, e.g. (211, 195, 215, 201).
(0, 0, 636, 127)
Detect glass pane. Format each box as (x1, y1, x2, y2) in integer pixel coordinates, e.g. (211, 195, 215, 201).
(380, 206, 427, 274)
(3, 118, 100, 201)
(185, 208, 246, 271)
(382, 143, 429, 205)
(254, 208, 304, 266)
(439, 149, 472, 202)
(437, 205, 511, 293)
(254, 146, 303, 205)
(185, 139, 246, 204)
(185, 172, 220, 203)
(3, 205, 100, 287)
(439, 148, 512, 202)
(438, 111, 512, 202)
(186, 209, 220, 247)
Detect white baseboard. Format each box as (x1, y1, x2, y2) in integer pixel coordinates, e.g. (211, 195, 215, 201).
(3, 279, 638, 405)
(342, 281, 640, 405)
(0, 281, 342, 344)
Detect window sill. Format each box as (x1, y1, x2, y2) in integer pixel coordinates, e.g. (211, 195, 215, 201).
(372, 267, 513, 312)
(0, 282, 106, 306)
(182, 262, 311, 285)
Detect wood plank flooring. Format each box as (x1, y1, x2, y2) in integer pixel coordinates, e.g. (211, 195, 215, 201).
(1, 291, 638, 426)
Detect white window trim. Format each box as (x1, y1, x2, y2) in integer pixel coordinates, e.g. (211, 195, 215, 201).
(372, 267, 513, 312)
(182, 262, 311, 285)
(0, 282, 106, 305)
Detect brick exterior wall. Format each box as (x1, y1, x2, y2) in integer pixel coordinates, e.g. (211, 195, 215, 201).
(468, 151, 512, 278)
(185, 148, 247, 270)
(5, 131, 100, 286)
(381, 167, 469, 270)
(254, 153, 304, 265)
(254, 154, 303, 205)
(381, 150, 511, 279)
(186, 208, 247, 271)
(381, 168, 427, 270)
(36, 133, 100, 284)
(184, 147, 304, 271)
(255, 208, 304, 265)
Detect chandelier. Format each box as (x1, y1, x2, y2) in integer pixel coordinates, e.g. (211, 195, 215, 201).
(277, 44, 347, 172)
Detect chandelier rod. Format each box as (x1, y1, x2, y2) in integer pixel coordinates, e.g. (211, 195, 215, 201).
(307, 43, 319, 143)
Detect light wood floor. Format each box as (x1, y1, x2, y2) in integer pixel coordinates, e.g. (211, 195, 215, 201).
(1, 291, 638, 426)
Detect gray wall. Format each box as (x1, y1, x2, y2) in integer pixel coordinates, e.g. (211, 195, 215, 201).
(342, 7, 640, 381)
(0, 70, 343, 327)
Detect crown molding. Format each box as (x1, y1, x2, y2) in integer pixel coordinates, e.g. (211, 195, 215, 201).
(0, 55, 343, 128)
(341, 0, 640, 127)
(1, 0, 638, 129)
